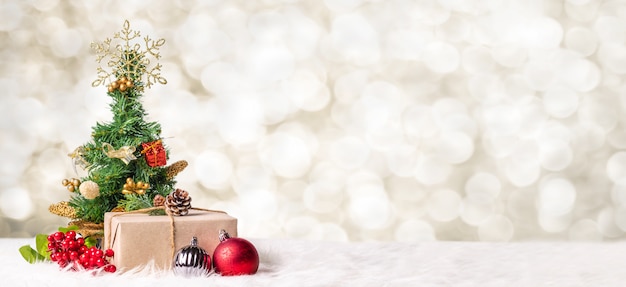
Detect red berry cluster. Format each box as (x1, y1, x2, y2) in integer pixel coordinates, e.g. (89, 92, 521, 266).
(47, 230, 116, 273)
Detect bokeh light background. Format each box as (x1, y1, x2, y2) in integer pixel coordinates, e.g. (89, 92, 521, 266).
(2, 0, 626, 242)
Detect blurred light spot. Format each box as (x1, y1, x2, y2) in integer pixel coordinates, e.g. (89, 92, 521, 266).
(348, 193, 392, 230)
(415, 155, 451, 185)
(239, 190, 277, 221)
(331, 14, 380, 66)
(538, 177, 576, 216)
(317, 223, 349, 241)
(403, 105, 438, 143)
(303, 181, 343, 213)
(539, 213, 572, 233)
(366, 123, 405, 152)
(330, 136, 370, 170)
(539, 140, 573, 171)
(395, 219, 436, 242)
(260, 132, 311, 178)
(543, 86, 579, 118)
(565, 0, 600, 26)
(415, 0, 450, 25)
(309, 161, 348, 188)
(481, 132, 517, 158)
(259, 88, 291, 125)
(30, 0, 59, 11)
(0, 2, 23, 31)
(578, 96, 617, 132)
(465, 172, 501, 202)
(461, 197, 495, 226)
(333, 70, 369, 103)
(346, 171, 384, 195)
(569, 219, 601, 241)
(573, 123, 605, 152)
(248, 10, 287, 42)
(215, 96, 266, 146)
(233, 165, 276, 195)
(614, 207, 626, 232)
(178, 14, 231, 75)
(423, 42, 460, 73)
(385, 145, 416, 177)
(323, 0, 364, 13)
(51, 28, 83, 58)
(284, 9, 321, 59)
(482, 104, 521, 135)
(593, 16, 625, 44)
(245, 43, 295, 82)
(504, 154, 541, 187)
(565, 27, 597, 56)
(478, 215, 514, 241)
(437, 16, 469, 43)
(524, 61, 555, 91)
(597, 207, 623, 238)
(285, 216, 320, 239)
(432, 98, 467, 120)
(611, 184, 626, 206)
(435, 131, 474, 164)
(386, 29, 430, 60)
(566, 0, 591, 5)
(0, 187, 34, 220)
(351, 81, 403, 132)
(518, 17, 563, 49)
(597, 43, 626, 74)
(200, 62, 245, 95)
(558, 57, 600, 93)
(283, 70, 330, 112)
(194, 150, 233, 190)
(491, 43, 527, 68)
(608, 127, 626, 149)
(426, 189, 461, 222)
(462, 45, 495, 74)
(607, 152, 626, 185)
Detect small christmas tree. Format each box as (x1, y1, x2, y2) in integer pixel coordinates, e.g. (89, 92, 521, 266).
(50, 21, 188, 236)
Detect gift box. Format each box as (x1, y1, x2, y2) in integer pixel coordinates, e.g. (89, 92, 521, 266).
(104, 210, 237, 271)
(141, 140, 167, 167)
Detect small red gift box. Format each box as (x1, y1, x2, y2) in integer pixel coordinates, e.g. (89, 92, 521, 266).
(141, 140, 167, 167)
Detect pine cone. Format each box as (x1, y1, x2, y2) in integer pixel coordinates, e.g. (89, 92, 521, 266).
(153, 194, 166, 207)
(165, 189, 191, 216)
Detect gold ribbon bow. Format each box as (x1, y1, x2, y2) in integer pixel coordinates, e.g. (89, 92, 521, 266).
(102, 143, 137, 165)
(68, 146, 89, 173)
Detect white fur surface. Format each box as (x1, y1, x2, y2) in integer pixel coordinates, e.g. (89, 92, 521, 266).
(1, 238, 624, 286)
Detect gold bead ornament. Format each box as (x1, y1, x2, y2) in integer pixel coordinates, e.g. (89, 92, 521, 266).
(62, 178, 81, 192)
(122, 177, 150, 195)
(107, 77, 134, 93)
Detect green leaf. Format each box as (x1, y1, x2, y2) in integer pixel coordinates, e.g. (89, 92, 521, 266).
(85, 237, 98, 248)
(35, 234, 51, 260)
(19, 245, 45, 264)
(58, 225, 79, 233)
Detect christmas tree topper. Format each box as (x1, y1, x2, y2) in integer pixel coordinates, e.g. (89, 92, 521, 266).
(91, 20, 167, 91)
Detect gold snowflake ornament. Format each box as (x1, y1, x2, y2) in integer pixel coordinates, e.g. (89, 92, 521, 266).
(91, 20, 167, 92)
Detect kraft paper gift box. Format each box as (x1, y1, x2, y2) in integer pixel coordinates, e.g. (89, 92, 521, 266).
(104, 209, 237, 271)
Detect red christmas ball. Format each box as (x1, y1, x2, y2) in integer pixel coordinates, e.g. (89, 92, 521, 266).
(212, 230, 259, 276)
